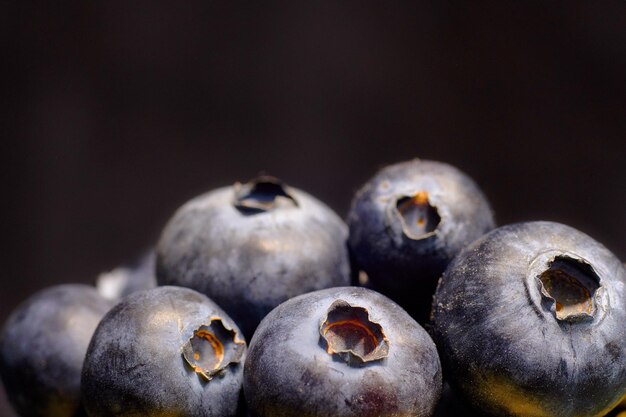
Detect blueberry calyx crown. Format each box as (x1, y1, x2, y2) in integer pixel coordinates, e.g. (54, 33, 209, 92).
(535, 255, 602, 323)
(182, 317, 246, 381)
(233, 176, 298, 213)
(394, 191, 441, 240)
(319, 299, 389, 365)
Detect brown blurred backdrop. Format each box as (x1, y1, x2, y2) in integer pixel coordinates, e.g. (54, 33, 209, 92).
(2, 2, 626, 415)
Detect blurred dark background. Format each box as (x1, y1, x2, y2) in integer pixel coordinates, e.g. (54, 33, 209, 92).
(2, 2, 626, 415)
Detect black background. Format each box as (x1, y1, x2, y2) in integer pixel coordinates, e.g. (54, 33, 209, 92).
(2, 3, 626, 415)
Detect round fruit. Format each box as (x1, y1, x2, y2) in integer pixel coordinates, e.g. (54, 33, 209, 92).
(431, 221, 626, 417)
(0, 284, 113, 417)
(347, 158, 495, 322)
(81, 286, 246, 417)
(156, 176, 351, 338)
(244, 286, 442, 417)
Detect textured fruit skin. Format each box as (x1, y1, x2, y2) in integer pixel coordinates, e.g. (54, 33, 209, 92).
(244, 286, 442, 417)
(431, 221, 626, 417)
(96, 250, 157, 301)
(0, 284, 113, 417)
(347, 159, 495, 322)
(81, 286, 247, 417)
(156, 179, 351, 339)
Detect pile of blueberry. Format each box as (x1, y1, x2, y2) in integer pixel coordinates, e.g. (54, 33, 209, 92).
(2, 158, 625, 417)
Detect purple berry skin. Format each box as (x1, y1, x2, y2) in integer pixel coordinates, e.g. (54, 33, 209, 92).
(96, 250, 157, 302)
(431, 221, 626, 417)
(156, 176, 351, 339)
(81, 286, 246, 417)
(0, 284, 113, 417)
(244, 286, 442, 417)
(348, 159, 495, 323)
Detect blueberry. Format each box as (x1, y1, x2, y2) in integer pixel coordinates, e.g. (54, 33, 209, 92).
(244, 286, 442, 417)
(81, 285, 246, 417)
(347, 159, 495, 322)
(431, 221, 626, 417)
(96, 250, 157, 301)
(0, 284, 113, 417)
(156, 176, 351, 338)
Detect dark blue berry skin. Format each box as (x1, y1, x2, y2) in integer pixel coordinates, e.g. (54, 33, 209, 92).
(431, 221, 626, 417)
(347, 159, 495, 323)
(0, 284, 113, 417)
(96, 250, 157, 301)
(81, 286, 246, 417)
(244, 286, 442, 417)
(156, 177, 351, 339)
